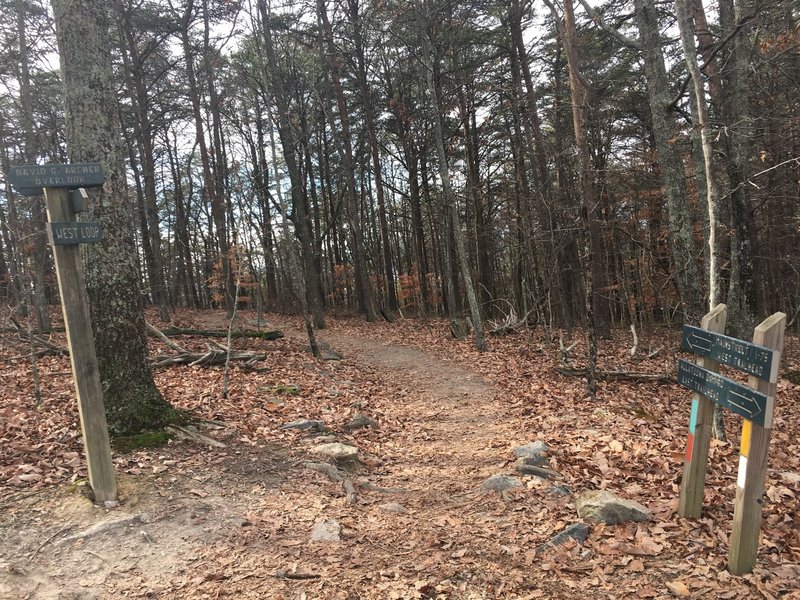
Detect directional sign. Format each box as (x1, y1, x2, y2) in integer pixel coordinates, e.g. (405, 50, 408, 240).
(681, 325, 778, 382)
(48, 221, 103, 245)
(8, 163, 104, 195)
(677, 359, 771, 427)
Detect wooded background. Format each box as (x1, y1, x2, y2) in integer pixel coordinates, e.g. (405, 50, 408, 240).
(1, 0, 798, 341)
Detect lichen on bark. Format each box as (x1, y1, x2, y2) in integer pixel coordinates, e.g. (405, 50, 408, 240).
(52, 0, 177, 435)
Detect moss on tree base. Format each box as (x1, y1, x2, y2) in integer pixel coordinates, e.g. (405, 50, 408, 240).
(112, 430, 173, 453)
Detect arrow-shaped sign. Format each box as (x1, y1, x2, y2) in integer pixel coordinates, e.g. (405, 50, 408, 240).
(680, 325, 778, 382)
(676, 359, 771, 427)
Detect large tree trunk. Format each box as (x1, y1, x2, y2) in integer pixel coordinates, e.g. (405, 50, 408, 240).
(718, 0, 759, 336)
(51, 0, 177, 435)
(633, 0, 704, 320)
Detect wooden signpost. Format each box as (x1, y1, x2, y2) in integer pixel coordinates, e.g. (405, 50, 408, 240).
(7, 163, 117, 505)
(677, 304, 785, 574)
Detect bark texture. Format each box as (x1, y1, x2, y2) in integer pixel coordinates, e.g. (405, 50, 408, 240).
(51, 0, 177, 435)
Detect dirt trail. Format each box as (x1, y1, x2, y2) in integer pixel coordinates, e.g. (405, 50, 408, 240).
(1, 325, 563, 599)
(321, 332, 515, 502)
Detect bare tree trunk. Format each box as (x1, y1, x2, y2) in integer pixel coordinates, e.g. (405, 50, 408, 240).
(348, 0, 397, 313)
(317, 0, 376, 321)
(633, 0, 704, 320)
(16, 0, 51, 332)
(416, 0, 486, 351)
(116, 6, 169, 322)
(676, 0, 727, 440)
(546, 0, 598, 394)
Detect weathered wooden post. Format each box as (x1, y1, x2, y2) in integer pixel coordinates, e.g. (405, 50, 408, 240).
(678, 304, 727, 518)
(7, 163, 117, 505)
(676, 304, 785, 574)
(728, 312, 785, 574)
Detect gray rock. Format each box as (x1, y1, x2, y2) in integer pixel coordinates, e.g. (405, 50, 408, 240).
(309, 443, 359, 461)
(482, 475, 523, 492)
(514, 441, 549, 459)
(576, 490, 652, 525)
(539, 523, 590, 552)
(281, 419, 325, 432)
(516, 453, 548, 467)
(310, 519, 341, 542)
(345, 414, 378, 431)
(548, 485, 572, 497)
(379, 502, 408, 514)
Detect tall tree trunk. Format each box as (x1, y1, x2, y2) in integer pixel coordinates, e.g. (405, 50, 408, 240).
(718, 0, 759, 335)
(633, 0, 704, 320)
(677, 0, 731, 441)
(317, 0, 376, 321)
(348, 0, 397, 313)
(16, 0, 51, 331)
(257, 0, 325, 331)
(547, 0, 598, 394)
(416, 1, 486, 351)
(116, 6, 169, 322)
(51, 0, 177, 434)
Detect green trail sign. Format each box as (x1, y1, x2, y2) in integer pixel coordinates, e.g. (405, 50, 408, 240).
(49, 221, 103, 245)
(677, 359, 770, 427)
(681, 325, 778, 382)
(8, 163, 104, 195)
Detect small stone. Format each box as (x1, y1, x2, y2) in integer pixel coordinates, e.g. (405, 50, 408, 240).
(309, 443, 359, 461)
(548, 485, 572, 497)
(539, 523, 590, 551)
(310, 519, 341, 542)
(513, 441, 548, 459)
(281, 419, 325, 432)
(379, 502, 407, 514)
(576, 490, 652, 525)
(345, 414, 378, 431)
(482, 475, 523, 492)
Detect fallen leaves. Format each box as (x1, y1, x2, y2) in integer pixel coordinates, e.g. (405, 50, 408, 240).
(1, 308, 799, 599)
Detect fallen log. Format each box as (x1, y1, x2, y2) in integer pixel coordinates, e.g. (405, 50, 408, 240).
(151, 327, 283, 340)
(555, 366, 675, 383)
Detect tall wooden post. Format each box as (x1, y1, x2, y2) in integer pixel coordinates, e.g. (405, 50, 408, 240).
(43, 187, 117, 504)
(728, 312, 785, 574)
(678, 304, 726, 518)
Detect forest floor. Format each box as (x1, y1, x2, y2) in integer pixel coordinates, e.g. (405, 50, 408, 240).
(1, 308, 799, 599)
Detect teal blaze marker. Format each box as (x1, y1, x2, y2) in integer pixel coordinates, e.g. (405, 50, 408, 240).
(689, 397, 698, 434)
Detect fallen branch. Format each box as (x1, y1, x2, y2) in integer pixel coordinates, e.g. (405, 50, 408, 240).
(151, 343, 265, 368)
(488, 304, 534, 335)
(274, 570, 321, 580)
(304, 461, 344, 482)
(559, 336, 577, 366)
(5, 316, 67, 358)
(555, 366, 675, 383)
